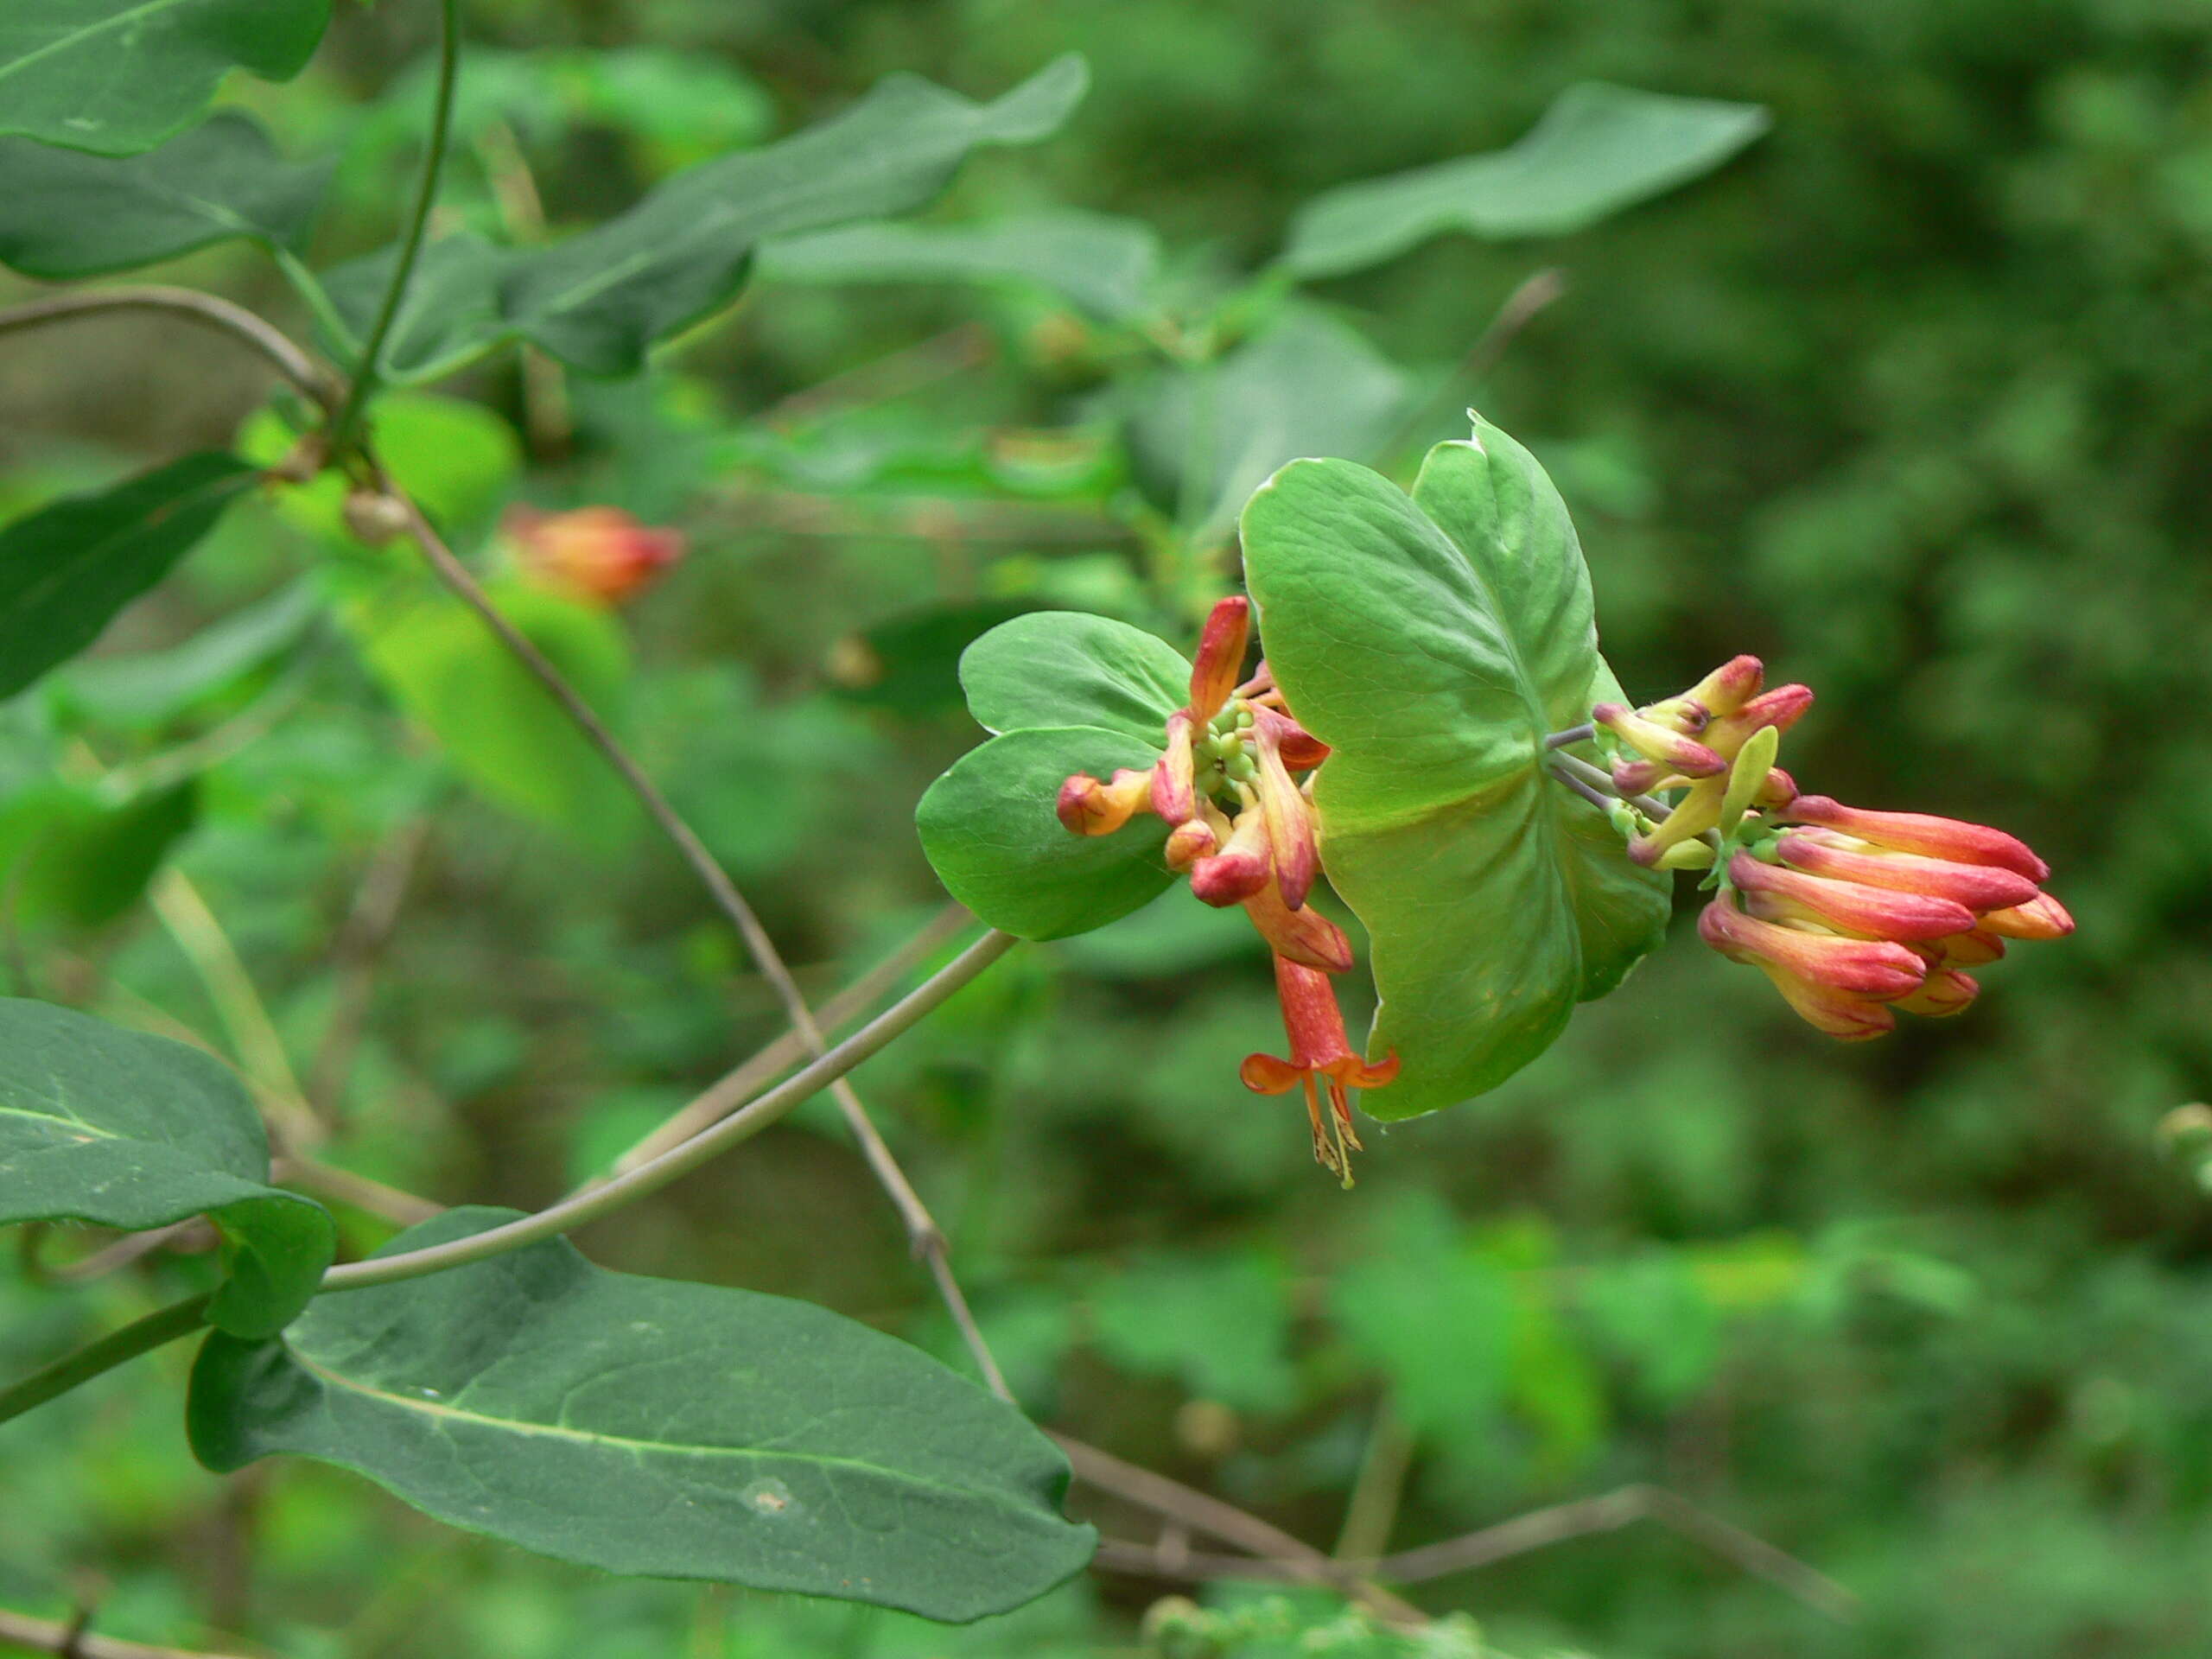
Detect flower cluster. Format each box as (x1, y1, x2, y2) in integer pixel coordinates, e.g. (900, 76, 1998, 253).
(504, 505, 685, 607)
(1595, 658, 2072, 1040)
(1055, 595, 1396, 1179)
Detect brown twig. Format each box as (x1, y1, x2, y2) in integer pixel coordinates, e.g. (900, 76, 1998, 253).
(0, 1605, 251, 1659)
(715, 490, 1136, 548)
(385, 477, 1007, 1393)
(1054, 1434, 1424, 1625)
(588, 902, 976, 1188)
(274, 1157, 443, 1227)
(149, 870, 323, 1154)
(1376, 266, 1567, 463)
(1094, 1483, 1858, 1622)
(0, 287, 337, 410)
(39, 1221, 217, 1284)
(306, 817, 432, 1122)
(759, 323, 995, 429)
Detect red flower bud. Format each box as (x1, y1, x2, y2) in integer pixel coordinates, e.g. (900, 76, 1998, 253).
(1164, 814, 1220, 872)
(1151, 713, 1198, 824)
(1779, 797, 2049, 882)
(1777, 829, 2041, 914)
(1729, 852, 1977, 943)
(1706, 683, 1813, 757)
(1593, 702, 1726, 779)
(1242, 878, 1353, 973)
(1252, 709, 1319, 910)
(1186, 595, 1251, 721)
(1057, 768, 1154, 836)
(1681, 654, 1765, 718)
(505, 505, 683, 607)
(1895, 969, 1979, 1019)
(1753, 963, 1898, 1040)
(1698, 898, 1926, 998)
(1188, 807, 1271, 906)
(1978, 892, 2074, 939)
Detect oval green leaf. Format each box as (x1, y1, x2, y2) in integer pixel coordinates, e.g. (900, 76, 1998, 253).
(1280, 82, 1770, 280)
(0, 0, 332, 157)
(958, 611, 1189, 741)
(1240, 421, 1669, 1118)
(350, 582, 636, 850)
(0, 111, 329, 277)
(761, 209, 1162, 324)
(322, 56, 1090, 380)
(0, 998, 334, 1336)
(0, 452, 260, 701)
(188, 1207, 1095, 1620)
(918, 726, 1173, 940)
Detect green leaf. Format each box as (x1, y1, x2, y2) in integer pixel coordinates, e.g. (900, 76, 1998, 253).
(826, 599, 1038, 719)
(58, 580, 319, 727)
(1331, 1199, 1514, 1454)
(188, 1207, 1094, 1619)
(0, 0, 333, 157)
(0, 998, 334, 1336)
(761, 210, 1161, 324)
(918, 727, 1174, 940)
(1239, 422, 1669, 1118)
(1281, 82, 1770, 280)
(0, 452, 260, 702)
(324, 56, 1091, 379)
(240, 394, 521, 540)
(0, 779, 198, 925)
(1088, 1253, 1297, 1415)
(0, 111, 329, 277)
(959, 611, 1190, 742)
(352, 582, 635, 849)
(1121, 305, 1411, 538)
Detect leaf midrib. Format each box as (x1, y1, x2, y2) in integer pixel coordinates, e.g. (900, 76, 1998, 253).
(289, 1345, 1048, 1516)
(0, 0, 201, 86)
(3, 463, 251, 628)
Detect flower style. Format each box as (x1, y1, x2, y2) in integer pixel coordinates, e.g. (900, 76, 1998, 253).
(505, 505, 685, 607)
(1052, 594, 1395, 1173)
(1240, 956, 1401, 1185)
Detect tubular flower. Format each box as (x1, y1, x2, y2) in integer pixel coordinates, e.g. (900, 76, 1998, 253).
(1241, 956, 1399, 1185)
(1704, 800, 2067, 1038)
(1056, 594, 1329, 925)
(1595, 658, 1815, 867)
(505, 505, 684, 606)
(1051, 595, 1387, 1157)
(1563, 652, 2072, 1039)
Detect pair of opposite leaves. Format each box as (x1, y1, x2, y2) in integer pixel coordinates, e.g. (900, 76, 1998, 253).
(921, 416, 1670, 1119)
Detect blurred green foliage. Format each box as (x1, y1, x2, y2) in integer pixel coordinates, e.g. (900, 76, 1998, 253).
(3, 0, 2210, 1655)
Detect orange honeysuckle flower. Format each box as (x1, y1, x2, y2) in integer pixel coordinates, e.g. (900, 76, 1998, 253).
(1251, 709, 1319, 910)
(1774, 829, 2041, 914)
(1751, 960, 1902, 1041)
(1779, 795, 2048, 881)
(1057, 768, 1154, 836)
(1240, 956, 1398, 1184)
(1186, 594, 1251, 723)
(1189, 804, 1271, 906)
(505, 505, 684, 606)
(1727, 850, 1976, 942)
(1242, 876, 1352, 974)
(1980, 892, 2075, 938)
(1698, 898, 1929, 1000)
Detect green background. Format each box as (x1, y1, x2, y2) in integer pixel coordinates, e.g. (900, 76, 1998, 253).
(2, 0, 2208, 1654)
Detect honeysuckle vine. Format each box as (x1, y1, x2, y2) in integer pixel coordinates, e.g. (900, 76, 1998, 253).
(0, 0, 2021, 1636)
(920, 417, 2075, 1170)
